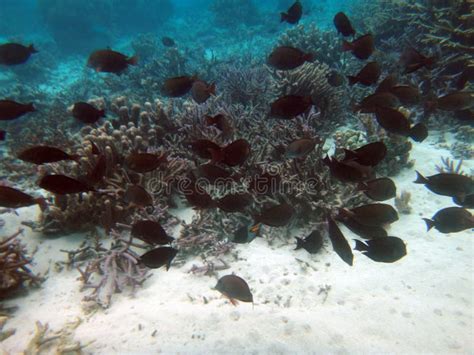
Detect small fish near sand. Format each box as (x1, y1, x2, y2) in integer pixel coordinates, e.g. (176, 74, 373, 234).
(0, 100, 35, 121)
(231, 223, 261, 244)
(131, 220, 174, 245)
(0, 186, 47, 210)
(414, 171, 474, 201)
(139, 247, 178, 270)
(295, 230, 324, 254)
(327, 215, 353, 266)
(0, 42, 38, 65)
(215, 274, 253, 305)
(423, 207, 474, 234)
(354, 237, 407, 263)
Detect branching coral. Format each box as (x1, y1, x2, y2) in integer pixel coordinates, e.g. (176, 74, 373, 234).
(76, 229, 150, 309)
(0, 229, 42, 298)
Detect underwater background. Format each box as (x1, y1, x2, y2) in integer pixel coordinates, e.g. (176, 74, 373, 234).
(0, 0, 473, 354)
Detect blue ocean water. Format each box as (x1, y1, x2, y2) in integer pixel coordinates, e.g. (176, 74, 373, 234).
(0, 0, 473, 353)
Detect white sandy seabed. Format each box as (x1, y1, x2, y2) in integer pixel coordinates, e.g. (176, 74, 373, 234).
(1, 134, 473, 355)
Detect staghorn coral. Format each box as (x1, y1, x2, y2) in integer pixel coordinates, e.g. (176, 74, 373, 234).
(0, 229, 42, 298)
(218, 63, 274, 106)
(76, 229, 150, 309)
(273, 61, 349, 128)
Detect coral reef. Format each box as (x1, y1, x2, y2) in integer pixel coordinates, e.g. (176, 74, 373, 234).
(23, 319, 92, 354)
(75, 229, 150, 309)
(395, 190, 412, 215)
(0, 229, 42, 298)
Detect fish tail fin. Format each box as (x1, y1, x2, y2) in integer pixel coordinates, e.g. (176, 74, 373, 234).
(208, 83, 216, 96)
(413, 171, 428, 184)
(294, 237, 304, 250)
(357, 182, 368, 191)
(35, 197, 48, 212)
(322, 155, 331, 166)
(128, 55, 139, 66)
(353, 239, 368, 251)
(347, 76, 358, 86)
(29, 44, 38, 53)
(280, 12, 288, 22)
(422, 218, 435, 231)
(303, 53, 314, 63)
(342, 40, 353, 52)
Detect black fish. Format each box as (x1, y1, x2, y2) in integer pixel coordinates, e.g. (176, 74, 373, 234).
(191, 80, 216, 104)
(217, 193, 252, 213)
(72, 102, 106, 124)
(414, 171, 474, 201)
(162, 75, 197, 97)
(267, 46, 313, 70)
(18, 146, 79, 165)
(232, 224, 261, 244)
(347, 62, 381, 86)
(295, 230, 324, 254)
(254, 202, 294, 227)
(423, 207, 473, 234)
(0, 186, 47, 210)
(39, 175, 94, 195)
(215, 275, 253, 305)
(333, 12, 355, 37)
(327, 216, 353, 266)
(345, 203, 399, 227)
(359, 177, 397, 201)
(189, 139, 221, 160)
(131, 220, 174, 245)
(87, 49, 137, 74)
(140, 247, 178, 270)
(125, 153, 167, 173)
(0, 43, 37, 65)
(375, 106, 426, 141)
(270, 95, 313, 120)
(162, 36, 175, 47)
(0, 100, 35, 121)
(354, 237, 407, 263)
(281, 1, 302, 24)
(389, 85, 421, 106)
(355, 92, 399, 113)
(375, 74, 398, 93)
(210, 139, 251, 167)
(400, 47, 435, 74)
(343, 141, 387, 167)
(342, 34, 374, 60)
(205, 114, 232, 137)
(124, 184, 153, 207)
(323, 156, 374, 183)
(409, 123, 429, 143)
(0, 130, 5, 141)
(183, 178, 215, 209)
(336, 214, 388, 239)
